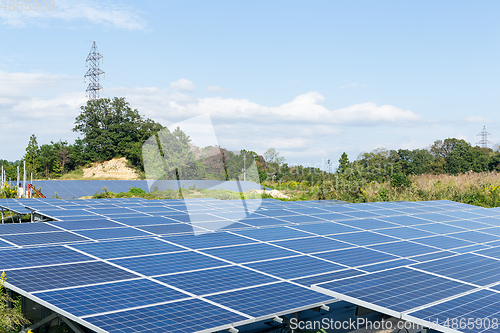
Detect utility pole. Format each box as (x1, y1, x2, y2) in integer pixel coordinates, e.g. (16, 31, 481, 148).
(477, 126, 492, 148)
(84, 41, 105, 100)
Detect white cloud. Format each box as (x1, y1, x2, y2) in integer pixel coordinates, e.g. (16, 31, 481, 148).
(465, 116, 495, 124)
(205, 85, 231, 93)
(0, 72, 427, 165)
(0, 0, 147, 30)
(339, 81, 368, 89)
(169, 78, 196, 92)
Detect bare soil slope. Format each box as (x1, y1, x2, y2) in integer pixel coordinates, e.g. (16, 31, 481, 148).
(82, 157, 139, 180)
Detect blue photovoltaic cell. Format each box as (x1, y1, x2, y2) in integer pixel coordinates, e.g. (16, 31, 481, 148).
(315, 267, 476, 313)
(475, 246, 500, 260)
(0, 246, 93, 270)
(99, 213, 151, 219)
(361, 259, 417, 273)
(292, 269, 365, 287)
(378, 216, 430, 226)
(137, 224, 204, 235)
(444, 219, 493, 230)
(48, 219, 124, 230)
(391, 208, 427, 214)
(74, 227, 152, 240)
(155, 266, 278, 295)
(442, 210, 486, 219)
(1, 231, 89, 246)
(110, 216, 182, 226)
(85, 207, 138, 215)
(411, 253, 500, 286)
(408, 290, 500, 333)
(368, 241, 440, 257)
(5, 261, 137, 292)
(234, 227, 311, 242)
(448, 231, 500, 243)
(372, 227, 436, 239)
(412, 235, 475, 250)
(410, 251, 456, 262)
(318, 205, 357, 213)
(245, 255, 345, 279)
(38, 209, 98, 218)
(71, 238, 185, 259)
(163, 213, 223, 223)
(291, 222, 360, 235)
(272, 236, 352, 254)
(254, 209, 296, 217)
(111, 251, 228, 276)
(413, 213, 459, 223)
(201, 243, 297, 263)
(237, 217, 290, 227)
(127, 206, 179, 213)
(477, 227, 500, 237)
(272, 215, 325, 224)
(286, 208, 331, 215)
(343, 211, 383, 219)
(309, 213, 356, 221)
(0, 223, 61, 235)
(191, 221, 253, 230)
(412, 223, 466, 234)
(206, 282, 330, 317)
(339, 218, 398, 230)
(84, 298, 248, 333)
(34, 279, 188, 316)
(471, 217, 500, 226)
(315, 247, 400, 267)
(328, 231, 399, 246)
(452, 244, 490, 253)
(164, 232, 255, 249)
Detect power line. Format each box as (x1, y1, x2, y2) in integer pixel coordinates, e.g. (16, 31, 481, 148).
(84, 41, 104, 100)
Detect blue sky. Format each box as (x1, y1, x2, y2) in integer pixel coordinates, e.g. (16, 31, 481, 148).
(1, 0, 499, 169)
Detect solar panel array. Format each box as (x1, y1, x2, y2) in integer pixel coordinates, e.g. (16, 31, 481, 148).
(9, 180, 267, 199)
(2, 198, 500, 333)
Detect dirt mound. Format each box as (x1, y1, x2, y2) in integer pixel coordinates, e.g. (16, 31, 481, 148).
(82, 157, 139, 180)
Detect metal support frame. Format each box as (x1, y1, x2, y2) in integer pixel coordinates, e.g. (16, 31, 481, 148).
(61, 316, 86, 333)
(20, 313, 58, 333)
(19, 313, 85, 333)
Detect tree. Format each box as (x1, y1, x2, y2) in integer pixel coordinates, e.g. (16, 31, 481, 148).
(58, 147, 70, 174)
(52, 158, 62, 178)
(38, 144, 55, 178)
(73, 97, 163, 167)
(264, 148, 285, 165)
(0, 271, 30, 332)
(24, 134, 40, 178)
(337, 152, 350, 174)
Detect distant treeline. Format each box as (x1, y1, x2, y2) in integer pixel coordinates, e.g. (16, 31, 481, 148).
(2, 97, 499, 184)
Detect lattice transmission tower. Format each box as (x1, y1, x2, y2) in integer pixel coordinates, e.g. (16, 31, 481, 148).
(84, 41, 104, 100)
(477, 126, 492, 148)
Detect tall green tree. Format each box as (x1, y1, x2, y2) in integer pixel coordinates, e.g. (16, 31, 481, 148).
(73, 97, 163, 168)
(24, 134, 40, 178)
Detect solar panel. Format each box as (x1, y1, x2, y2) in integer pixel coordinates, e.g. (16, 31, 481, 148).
(110, 251, 229, 276)
(155, 265, 278, 295)
(33, 279, 189, 316)
(70, 238, 185, 259)
(4, 197, 500, 333)
(245, 255, 345, 279)
(206, 282, 333, 318)
(5, 261, 138, 292)
(312, 267, 476, 313)
(84, 298, 250, 333)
